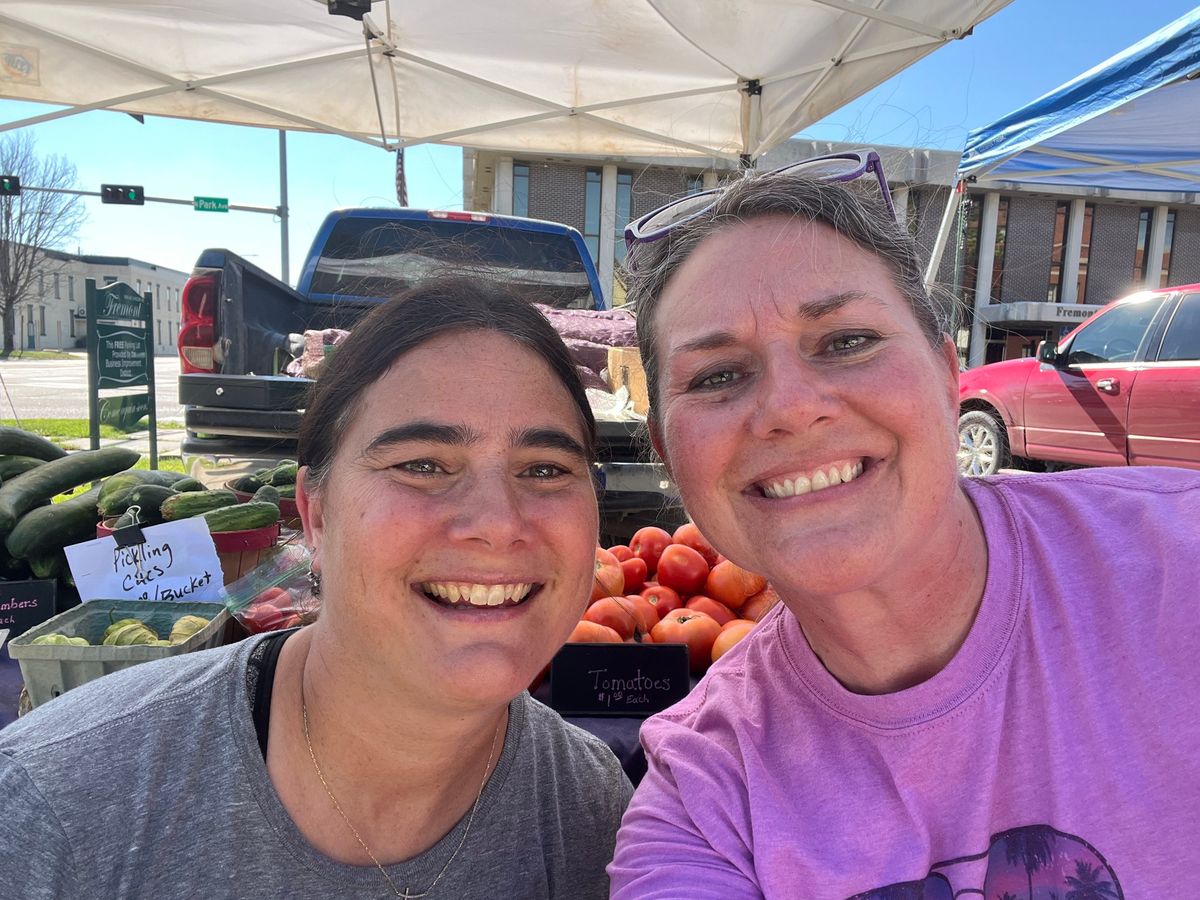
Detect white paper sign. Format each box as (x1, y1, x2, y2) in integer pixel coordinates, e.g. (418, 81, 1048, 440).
(65, 518, 225, 603)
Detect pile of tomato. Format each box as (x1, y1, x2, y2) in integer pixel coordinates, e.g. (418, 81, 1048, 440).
(569, 523, 780, 673)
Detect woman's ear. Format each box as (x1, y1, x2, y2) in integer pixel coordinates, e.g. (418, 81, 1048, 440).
(648, 413, 673, 481)
(295, 466, 324, 553)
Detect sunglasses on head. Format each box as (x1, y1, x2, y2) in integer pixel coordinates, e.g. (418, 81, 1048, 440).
(623, 149, 895, 267)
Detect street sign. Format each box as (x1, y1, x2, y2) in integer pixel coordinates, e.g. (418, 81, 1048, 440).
(193, 195, 229, 213)
(86, 279, 158, 467)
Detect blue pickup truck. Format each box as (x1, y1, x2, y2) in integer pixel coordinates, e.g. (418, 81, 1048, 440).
(176, 208, 679, 541)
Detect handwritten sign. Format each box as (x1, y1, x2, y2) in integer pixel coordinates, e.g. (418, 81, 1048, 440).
(550, 642, 690, 718)
(64, 518, 225, 604)
(0, 580, 57, 640)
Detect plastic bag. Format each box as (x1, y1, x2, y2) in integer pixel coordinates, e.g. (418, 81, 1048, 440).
(222, 537, 320, 634)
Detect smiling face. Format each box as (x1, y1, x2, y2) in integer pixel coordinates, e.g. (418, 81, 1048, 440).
(298, 329, 599, 709)
(649, 216, 962, 599)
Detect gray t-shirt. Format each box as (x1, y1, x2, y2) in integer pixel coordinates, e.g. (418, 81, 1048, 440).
(0, 634, 633, 899)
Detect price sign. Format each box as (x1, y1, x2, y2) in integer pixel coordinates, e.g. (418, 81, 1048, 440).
(550, 642, 690, 718)
(0, 580, 58, 640)
(64, 518, 225, 604)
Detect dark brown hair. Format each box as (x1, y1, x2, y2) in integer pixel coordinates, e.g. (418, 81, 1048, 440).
(298, 276, 598, 487)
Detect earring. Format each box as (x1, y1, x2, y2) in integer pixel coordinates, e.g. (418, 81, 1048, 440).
(307, 565, 322, 597)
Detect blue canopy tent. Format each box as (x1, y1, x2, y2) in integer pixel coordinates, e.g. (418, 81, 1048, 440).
(926, 7, 1200, 288)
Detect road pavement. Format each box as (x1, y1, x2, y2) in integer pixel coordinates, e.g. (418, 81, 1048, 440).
(0, 354, 183, 421)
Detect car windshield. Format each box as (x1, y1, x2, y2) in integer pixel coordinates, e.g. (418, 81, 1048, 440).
(308, 217, 596, 310)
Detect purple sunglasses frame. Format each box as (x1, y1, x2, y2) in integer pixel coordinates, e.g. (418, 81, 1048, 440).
(623, 149, 895, 263)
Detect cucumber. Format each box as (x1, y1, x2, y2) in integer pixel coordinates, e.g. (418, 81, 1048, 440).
(28, 550, 67, 580)
(229, 473, 263, 493)
(0, 456, 45, 482)
(160, 489, 240, 521)
(276, 485, 296, 499)
(5, 485, 103, 559)
(266, 462, 299, 486)
(201, 501, 280, 532)
(250, 484, 281, 505)
(97, 469, 188, 517)
(0, 426, 68, 462)
(171, 477, 206, 493)
(0, 447, 139, 536)
(124, 484, 176, 525)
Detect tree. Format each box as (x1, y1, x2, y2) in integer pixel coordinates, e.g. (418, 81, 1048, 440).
(1063, 860, 1119, 900)
(1002, 825, 1058, 900)
(0, 132, 85, 353)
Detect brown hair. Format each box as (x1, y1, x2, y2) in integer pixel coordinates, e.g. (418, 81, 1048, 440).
(298, 275, 597, 488)
(623, 173, 953, 417)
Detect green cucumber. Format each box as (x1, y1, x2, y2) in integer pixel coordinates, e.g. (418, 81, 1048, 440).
(275, 485, 296, 499)
(266, 462, 299, 486)
(250, 484, 281, 506)
(5, 485, 103, 559)
(201, 501, 280, 532)
(0, 426, 68, 462)
(97, 469, 188, 517)
(124, 484, 176, 525)
(0, 448, 138, 536)
(0, 456, 46, 482)
(160, 489, 240, 521)
(171, 477, 206, 493)
(229, 473, 264, 493)
(28, 550, 67, 580)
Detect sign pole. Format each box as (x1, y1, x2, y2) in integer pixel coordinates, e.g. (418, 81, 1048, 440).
(84, 279, 100, 452)
(143, 289, 158, 470)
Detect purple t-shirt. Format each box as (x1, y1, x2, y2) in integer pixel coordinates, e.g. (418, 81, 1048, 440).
(610, 468, 1200, 899)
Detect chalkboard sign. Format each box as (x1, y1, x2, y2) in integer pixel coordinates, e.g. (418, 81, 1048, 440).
(550, 642, 690, 718)
(0, 580, 57, 640)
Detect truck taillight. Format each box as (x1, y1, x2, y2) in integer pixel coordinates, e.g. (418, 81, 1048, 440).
(428, 210, 490, 223)
(179, 273, 218, 374)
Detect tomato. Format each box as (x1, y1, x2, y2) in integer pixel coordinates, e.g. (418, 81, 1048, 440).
(629, 526, 673, 575)
(650, 609, 723, 673)
(583, 596, 638, 640)
(742, 585, 782, 622)
(655, 543, 710, 597)
(703, 560, 768, 610)
(254, 586, 294, 609)
(685, 595, 737, 627)
(641, 583, 683, 619)
(241, 602, 288, 634)
(711, 619, 756, 663)
(672, 522, 720, 567)
(567, 620, 624, 643)
(620, 557, 648, 593)
(623, 594, 660, 633)
(590, 547, 626, 603)
(608, 544, 634, 562)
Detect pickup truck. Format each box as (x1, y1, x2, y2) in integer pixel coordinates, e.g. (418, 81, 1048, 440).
(176, 208, 681, 542)
(957, 283, 1200, 475)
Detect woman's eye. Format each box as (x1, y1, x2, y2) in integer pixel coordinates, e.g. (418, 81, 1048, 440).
(395, 459, 443, 475)
(690, 369, 740, 391)
(522, 462, 569, 479)
(828, 333, 877, 354)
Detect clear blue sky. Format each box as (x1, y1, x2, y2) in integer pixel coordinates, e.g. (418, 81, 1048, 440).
(1, 0, 1195, 285)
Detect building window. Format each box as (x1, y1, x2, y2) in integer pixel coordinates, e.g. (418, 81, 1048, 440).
(68, 275, 75, 301)
(512, 163, 529, 218)
(962, 194, 1008, 304)
(68, 311, 76, 339)
(1047, 202, 1071, 302)
(1160, 210, 1177, 287)
(1133, 207, 1154, 283)
(1076, 203, 1095, 302)
(38, 273, 44, 295)
(613, 170, 633, 267)
(157, 320, 163, 346)
(38, 306, 46, 336)
(103, 275, 117, 285)
(53, 274, 60, 299)
(686, 173, 704, 195)
(136, 278, 142, 295)
(583, 168, 602, 263)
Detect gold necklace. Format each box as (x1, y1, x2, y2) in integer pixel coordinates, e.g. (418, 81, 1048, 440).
(301, 683, 502, 900)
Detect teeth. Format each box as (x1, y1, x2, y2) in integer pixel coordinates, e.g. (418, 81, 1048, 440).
(759, 459, 865, 498)
(421, 582, 533, 607)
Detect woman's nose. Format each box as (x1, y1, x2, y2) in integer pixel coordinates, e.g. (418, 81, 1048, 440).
(746, 353, 839, 439)
(445, 473, 529, 548)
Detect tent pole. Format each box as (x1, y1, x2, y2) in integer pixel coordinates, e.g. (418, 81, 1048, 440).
(924, 181, 964, 288)
(279, 130, 290, 286)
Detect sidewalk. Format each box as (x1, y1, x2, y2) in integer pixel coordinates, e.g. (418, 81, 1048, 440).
(61, 427, 186, 458)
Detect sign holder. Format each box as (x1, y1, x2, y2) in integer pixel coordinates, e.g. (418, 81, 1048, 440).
(86, 279, 157, 468)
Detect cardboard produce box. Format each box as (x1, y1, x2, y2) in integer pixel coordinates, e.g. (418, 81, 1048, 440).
(607, 346, 649, 415)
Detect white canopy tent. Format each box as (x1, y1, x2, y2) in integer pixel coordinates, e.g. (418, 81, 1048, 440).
(1, 0, 1010, 160)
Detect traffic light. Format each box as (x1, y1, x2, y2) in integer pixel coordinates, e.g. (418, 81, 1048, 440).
(0, 175, 19, 197)
(100, 184, 144, 205)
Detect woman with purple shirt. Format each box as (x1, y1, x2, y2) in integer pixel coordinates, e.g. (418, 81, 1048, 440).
(608, 152, 1200, 898)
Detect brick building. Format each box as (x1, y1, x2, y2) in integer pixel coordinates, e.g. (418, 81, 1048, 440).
(15, 249, 187, 355)
(464, 139, 1200, 366)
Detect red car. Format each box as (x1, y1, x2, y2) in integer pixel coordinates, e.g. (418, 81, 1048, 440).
(958, 284, 1200, 476)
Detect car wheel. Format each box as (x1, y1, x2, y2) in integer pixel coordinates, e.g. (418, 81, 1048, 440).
(957, 410, 1011, 477)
